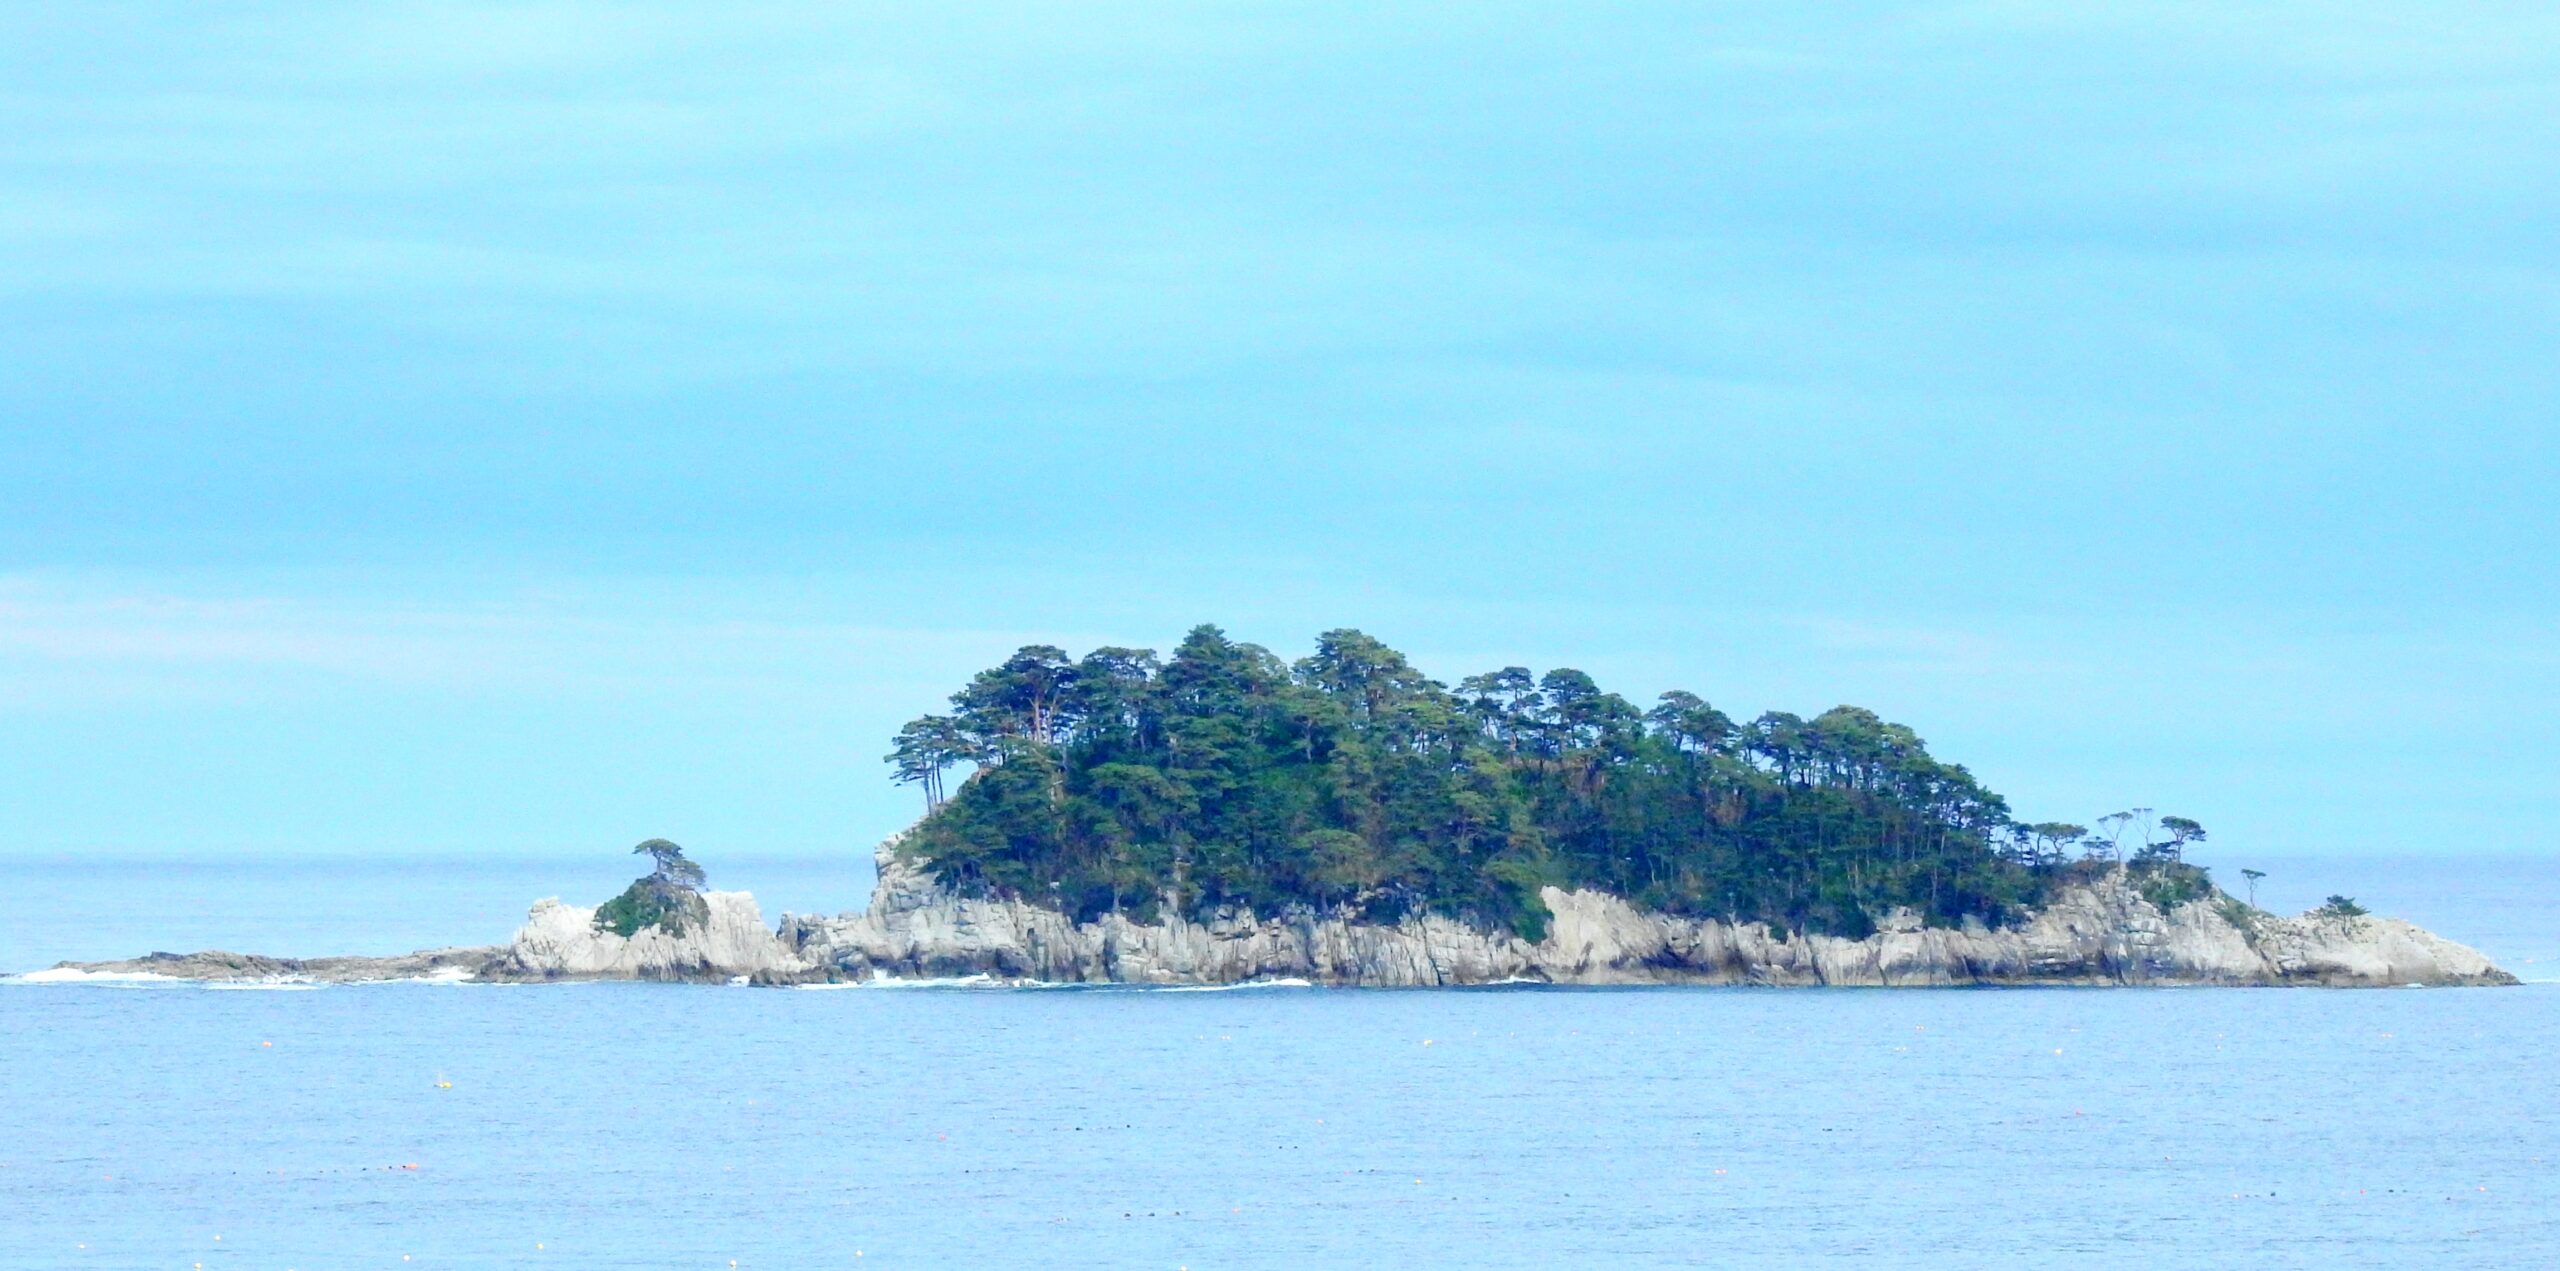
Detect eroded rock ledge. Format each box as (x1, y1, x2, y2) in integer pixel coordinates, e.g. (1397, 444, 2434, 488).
(33, 836, 2517, 987)
(773, 836, 2516, 988)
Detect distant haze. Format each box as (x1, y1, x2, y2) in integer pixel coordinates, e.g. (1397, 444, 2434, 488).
(1, 5, 2553, 861)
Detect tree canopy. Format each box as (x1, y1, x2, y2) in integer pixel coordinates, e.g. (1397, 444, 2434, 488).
(595, 838, 711, 937)
(889, 625, 2207, 939)
(634, 837, 707, 889)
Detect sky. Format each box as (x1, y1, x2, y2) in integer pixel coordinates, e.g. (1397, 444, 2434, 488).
(2, 3, 2555, 870)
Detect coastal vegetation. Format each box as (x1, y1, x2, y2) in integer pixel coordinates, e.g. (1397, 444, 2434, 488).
(889, 626, 2220, 939)
(593, 839, 710, 937)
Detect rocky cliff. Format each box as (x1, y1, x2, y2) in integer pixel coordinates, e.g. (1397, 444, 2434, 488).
(31, 839, 2516, 987)
(480, 890, 811, 983)
(774, 833, 2517, 988)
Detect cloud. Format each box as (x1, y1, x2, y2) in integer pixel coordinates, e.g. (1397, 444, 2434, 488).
(0, 571, 1087, 709)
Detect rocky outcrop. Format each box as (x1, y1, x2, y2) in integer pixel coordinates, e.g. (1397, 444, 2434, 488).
(28, 840, 2515, 988)
(34, 889, 809, 985)
(479, 890, 810, 983)
(26, 945, 499, 984)
(774, 834, 2517, 988)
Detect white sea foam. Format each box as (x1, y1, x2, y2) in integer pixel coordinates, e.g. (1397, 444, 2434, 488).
(1157, 977, 1315, 992)
(6, 967, 187, 985)
(794, 972, 1026, 989)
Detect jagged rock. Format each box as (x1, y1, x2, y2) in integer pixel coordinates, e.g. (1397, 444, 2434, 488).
(774, 833, 2517, 988)
(480, 891, 811, 983)
(36, 890, 810, 985)
(32, 837, 2516, 988)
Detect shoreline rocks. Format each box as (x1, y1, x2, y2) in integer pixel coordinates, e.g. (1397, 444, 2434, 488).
(23, 945, 499, 985)
(772, 835, 2516, 988)
(30, 890, 810, 985)
(480, 891, 812, 983)
(28, 836, 2519, 988)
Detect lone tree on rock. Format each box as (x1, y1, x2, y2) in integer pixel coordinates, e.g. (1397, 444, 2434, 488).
(635, 837, 707, 889)
(2157, 816, 2206, 861)
(595, 838, 712, 937)
(2240, 867, 2266, 908)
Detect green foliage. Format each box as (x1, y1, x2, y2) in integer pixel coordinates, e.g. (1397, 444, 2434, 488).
(632, 838, 706, 889)
(892, 626, 2075, 937)
(594, 881, 709, 937)
(2214, 894, 2262, 933)
(2316, 894, 2369, 919)
(2159, 815, 2207, 850)
(594, 838, 711, 937)
(2130, 858, 2215, 912)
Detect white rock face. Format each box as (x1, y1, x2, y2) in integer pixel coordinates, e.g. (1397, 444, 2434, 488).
(777, 834, 2515, 988)
(46, 837, 2511, 989)
(488, 890, 811, 982)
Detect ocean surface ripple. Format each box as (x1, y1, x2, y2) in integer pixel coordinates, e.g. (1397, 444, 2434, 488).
(3, 855, 2554, 1268)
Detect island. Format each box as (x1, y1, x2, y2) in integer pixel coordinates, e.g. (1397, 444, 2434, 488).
(35, 626, 2518, 988)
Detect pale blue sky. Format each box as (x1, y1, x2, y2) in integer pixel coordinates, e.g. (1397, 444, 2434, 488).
(3, 4, 2555, 868)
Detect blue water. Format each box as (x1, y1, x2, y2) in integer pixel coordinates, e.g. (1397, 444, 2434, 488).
(4, 854, 2556, 1268)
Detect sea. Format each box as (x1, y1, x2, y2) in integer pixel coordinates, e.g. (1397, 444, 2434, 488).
(3, 852, 2555, 1269)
